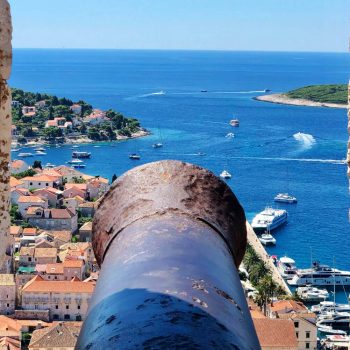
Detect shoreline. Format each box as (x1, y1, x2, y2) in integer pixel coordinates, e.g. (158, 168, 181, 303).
(12, 129, 151, 147)
(254, 93, 347, 109)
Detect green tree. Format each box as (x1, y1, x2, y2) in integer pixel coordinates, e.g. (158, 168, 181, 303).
(43, 127, 63, 140)
(32, 160, 42, 169)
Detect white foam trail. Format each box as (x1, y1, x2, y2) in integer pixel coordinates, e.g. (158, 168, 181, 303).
(293, 132, 316, 148)
(139, 91, 166, 98)
(228, 156, 346, 165)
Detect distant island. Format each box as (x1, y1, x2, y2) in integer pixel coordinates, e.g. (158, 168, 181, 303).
(255, 84, 348, 109)
(11, 88, 149, 146)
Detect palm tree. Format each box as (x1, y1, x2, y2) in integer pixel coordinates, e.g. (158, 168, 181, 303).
(255, 275, 278, 315)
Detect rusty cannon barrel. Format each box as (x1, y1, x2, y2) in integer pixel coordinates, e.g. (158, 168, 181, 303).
(76, 160, 260, 350)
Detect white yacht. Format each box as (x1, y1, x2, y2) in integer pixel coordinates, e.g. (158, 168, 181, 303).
(152, 143, 163, 148)
(67, 159, 85, 168)
(318, 326, 346, 335)
(129, 153, 141, 160)
(225, 132, 235, 138)
(18, 152, 33, 158)
(311, 302, 350, 315)
(278, 256, 297, 280)
(72, 151, 91, 159)
(259, 233, 276, 246)
(35, 151, 47, 156)
(316, 311, 350, 328)
(274, 193, 297, 204)
(251, 207, 287, 231)
(220, 170, 231, 179)
(296, 286, 329, 302)
(288, 262, 350, 286)
(230, 119, 240, 127)
(34, 147, 46, 152)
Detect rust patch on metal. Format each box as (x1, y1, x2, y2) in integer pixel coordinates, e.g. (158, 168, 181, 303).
(93, 160, 247, 267)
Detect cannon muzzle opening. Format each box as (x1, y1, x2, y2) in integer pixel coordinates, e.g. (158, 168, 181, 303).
(76, 160, 260, 349)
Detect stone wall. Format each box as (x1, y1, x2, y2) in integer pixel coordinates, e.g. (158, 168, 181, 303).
(0, 0, 12, 273)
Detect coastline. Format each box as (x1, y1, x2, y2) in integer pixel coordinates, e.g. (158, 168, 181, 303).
(254, 93, 347, 109)
(12, 129, 151, 147)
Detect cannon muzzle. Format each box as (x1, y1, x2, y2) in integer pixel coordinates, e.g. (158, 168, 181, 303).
(76, 160, 260, 349)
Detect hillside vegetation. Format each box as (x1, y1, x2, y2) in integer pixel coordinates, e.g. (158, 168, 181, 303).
(286, 84, 347, 104)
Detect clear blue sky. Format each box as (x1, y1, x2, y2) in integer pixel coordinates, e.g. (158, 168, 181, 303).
(10, 0, 350, 52)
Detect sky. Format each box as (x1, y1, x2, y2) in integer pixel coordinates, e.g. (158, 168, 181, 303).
(10, 0, 350, 52)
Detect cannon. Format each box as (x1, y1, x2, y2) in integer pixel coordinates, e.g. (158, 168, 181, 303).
(76, 160, 260, 349)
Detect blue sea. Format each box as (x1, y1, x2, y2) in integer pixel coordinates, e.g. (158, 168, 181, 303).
(10, 49, 350, 301)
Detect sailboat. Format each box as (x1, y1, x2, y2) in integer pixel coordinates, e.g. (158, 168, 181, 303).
(152, 126, 164, 148)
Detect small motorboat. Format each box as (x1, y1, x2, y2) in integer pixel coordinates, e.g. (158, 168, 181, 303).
(35, 151, 47, 156)
(297, 286, 329, 302)
(196, 152, 206, 156)
(274, 193, 297, 204)
(34, 147, 45, 152)
(264, 89, 272, 93)
(225, 132, 235, 138)
(72, 151, 91, 159)
(201, 90, 208, 93)
(318, 325, 346, 335)
(11, 148, 21, 152)
(230, 119, 240, 127)
(44, 163, 56, 168)
(67, 159, 84, 165)
(259, 233, 276, 246)
(93, 145, 101, 148)
(152, 143, 163, 148)
(129, 153, 141, 160)
(18, 153, 33, 158)
(220, 170, 231, 179)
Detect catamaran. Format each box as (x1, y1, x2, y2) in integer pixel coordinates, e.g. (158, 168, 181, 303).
(259, 233, 276, 246)
(251, 207, 287, 232)
(278, 256, 297, 280)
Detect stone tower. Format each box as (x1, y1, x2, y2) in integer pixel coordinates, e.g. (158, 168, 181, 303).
(0, 0, 12, 272)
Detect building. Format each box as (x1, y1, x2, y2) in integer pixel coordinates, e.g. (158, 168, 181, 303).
(86, 176, 109, 200)
(21, 276, 95, 321)
(79, 221, 92, 242)
(54, 166, 85, 183)
(83, 109, 109, 125)
(27, 208, 78, 233)
(70, 104, 82, 114)
(29, 322, 81, 350)
(18, 195, 48, 216)
(11, 187, 31, 205)
(0, 275, 15, 315)
(19, 247, 35, 267)
(37, 231, 71, 248)
(34, 248, 57, 265)
(268, 300, 317, 350)
(37, 260, 85, 281)
(9, 177, 24, 190)
(21, 106, 36, 117)
(10, 160, 29, 175)
(32, 187, 63, 208)
(21, 175, 60, 190)
(253, 318, 298, 350)
(0, 315, 22, 350)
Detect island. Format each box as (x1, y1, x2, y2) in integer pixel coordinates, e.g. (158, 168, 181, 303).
(254, 84, 348, 109)
(11, 88, 149, 146)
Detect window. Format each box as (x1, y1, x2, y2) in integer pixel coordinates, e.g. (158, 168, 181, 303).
(55, 305, 58, 309)
(38, 183, 41, 186)
(306, 343, 310, 349)
(77, 305, 80, 310)
(294, 321, 299, 328)
(64, 314, 70, 320)
(66, 305, 69, 309)
(53, 314, 59, 320)
(6, 303, 9, 307)
(30, 182, 33, 186)
(306, 331, 310, 339)
(46, 183, 49, 186)
(28, 257, 32, 262)
(296, 332, 298, 338)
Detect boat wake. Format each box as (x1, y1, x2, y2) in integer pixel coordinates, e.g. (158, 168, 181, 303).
(139, 91, 166, 98)
(228, 156, 346, 165)
(293, 132, 316, 148)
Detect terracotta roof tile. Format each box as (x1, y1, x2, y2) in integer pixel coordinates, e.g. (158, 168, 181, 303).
(9, 177, 23, 188)
(18, 196, 45, 204)
(34, 248, 57, 258)
(23, 278, 95, 293)
(253, 318, 297, 348)
(23, 228, 38, 236)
